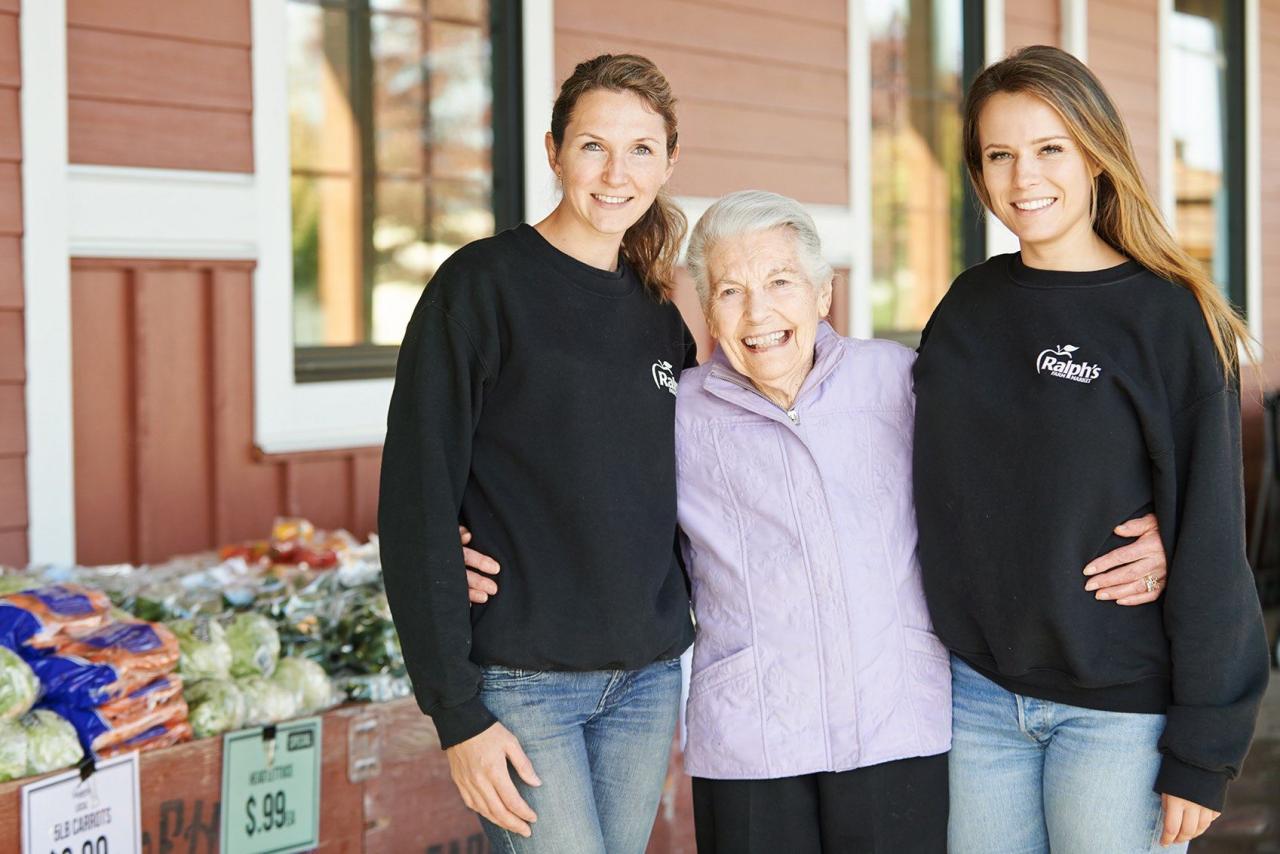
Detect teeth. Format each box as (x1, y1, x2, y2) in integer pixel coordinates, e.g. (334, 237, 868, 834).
(594, 194, 629, 204)
(744, 330, 787, 348)
(1014, 198, 1055, 211)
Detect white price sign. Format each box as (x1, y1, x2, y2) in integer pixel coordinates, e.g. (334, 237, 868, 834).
(22, 753, 141, 854)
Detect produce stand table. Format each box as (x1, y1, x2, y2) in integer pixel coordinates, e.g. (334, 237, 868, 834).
(0, 698, 696, 853)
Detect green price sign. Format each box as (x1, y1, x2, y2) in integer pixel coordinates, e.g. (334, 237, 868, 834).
(220, 718, 321, 854)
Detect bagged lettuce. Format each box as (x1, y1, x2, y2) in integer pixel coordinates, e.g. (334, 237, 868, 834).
(271, 656, 333, 714)
(225, 613, 280, 679)
(185, 678, 246, 739)
(0, 718, 27, 781)
(169, 617, 232, 680)
(0, 645, 39, 720)
(236, 676, 297, 726)
(21, 709, 83, 775)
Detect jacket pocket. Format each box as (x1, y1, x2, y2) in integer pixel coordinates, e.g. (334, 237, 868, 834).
(688, 645, 756, 699)
(902, 628, 952, 739)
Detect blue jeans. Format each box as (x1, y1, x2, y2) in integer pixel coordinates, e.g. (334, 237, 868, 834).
(949, 656, 1185, 853)
(477, 657, 683, 854)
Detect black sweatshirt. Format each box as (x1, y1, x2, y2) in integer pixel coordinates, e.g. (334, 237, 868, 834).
(912, 253, 1269, 810)
(378, 224, 696, 749)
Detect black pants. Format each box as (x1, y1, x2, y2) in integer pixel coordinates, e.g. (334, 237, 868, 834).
(692, 752, 949, 853)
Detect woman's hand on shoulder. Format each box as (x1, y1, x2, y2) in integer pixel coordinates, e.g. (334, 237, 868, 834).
(1081, 514, 1168, 606)
(1161, 793, 1220, 845)
(460, 525, 501, 603)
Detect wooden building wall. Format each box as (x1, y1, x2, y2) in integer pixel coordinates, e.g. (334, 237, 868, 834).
(0, 0, 26, 567)
(1006, 0, 1060, 50)
(554, 0, 849, 206)
(1089, 0, 1162, 192)
(1262, 2, 1280, 388)
(66, 0, 253, 172)
(70, 260, 381, 566)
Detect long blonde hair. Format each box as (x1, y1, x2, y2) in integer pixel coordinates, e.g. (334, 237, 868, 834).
(550, 54, 686, 301)
(963, 45, 1250, 377)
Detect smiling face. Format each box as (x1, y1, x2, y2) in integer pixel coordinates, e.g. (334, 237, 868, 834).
(546, 88, 677, 244)
(978, 91, 1101, 264)
(704, 227, 832, 409)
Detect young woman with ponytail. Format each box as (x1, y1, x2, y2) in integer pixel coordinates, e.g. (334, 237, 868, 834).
(378, 55, 695, 854)
(913, 45, 1270, 851)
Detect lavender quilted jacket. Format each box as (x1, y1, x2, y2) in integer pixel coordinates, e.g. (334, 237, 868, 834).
(675, 322, 952, 779)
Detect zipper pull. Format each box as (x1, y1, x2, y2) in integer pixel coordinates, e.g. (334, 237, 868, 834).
(786, 408, 799, 424)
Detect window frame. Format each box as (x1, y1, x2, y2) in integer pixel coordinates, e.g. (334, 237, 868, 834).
(251, 0, 535, 453)
(287, 0, 525, 384)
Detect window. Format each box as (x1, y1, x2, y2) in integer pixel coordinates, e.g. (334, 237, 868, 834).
(867, 0, 985, 343)
(286, 0, 522, 382)
(1170, 0, 1245, 310)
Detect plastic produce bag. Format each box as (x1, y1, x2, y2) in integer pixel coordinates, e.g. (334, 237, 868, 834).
(169, 617, 233, 680)
(236, 676, 298, 726)
(0, 645, 39, 720)
(46, 696, 189, 758)
(21, 709, 83, 775)
(97, 719, 192, 759)
(185, 678, 246, 739)
(225, 612, 280, 678)
(32, 620, 179, 707)
(271, 656, 334, 714)
(0, 584, 111, 651)
(96, 674, 183, 725)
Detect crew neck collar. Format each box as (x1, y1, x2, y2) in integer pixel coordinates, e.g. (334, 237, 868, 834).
(514, 223, 638, 298)
(1008, 252, 1145, 288)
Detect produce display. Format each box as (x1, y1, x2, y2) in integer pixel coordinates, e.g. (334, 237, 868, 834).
(0, 519, 409, 782)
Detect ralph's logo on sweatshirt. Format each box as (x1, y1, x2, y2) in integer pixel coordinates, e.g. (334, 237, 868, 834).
(1036, 345, 1102, 384)
(652, 360, 678, 395)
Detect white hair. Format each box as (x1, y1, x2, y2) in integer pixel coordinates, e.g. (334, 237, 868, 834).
(685, 190, 833, 307)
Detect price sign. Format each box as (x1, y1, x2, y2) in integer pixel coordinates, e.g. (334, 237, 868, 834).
(22, 753, 141, 854)
(220, 718, 321, 854)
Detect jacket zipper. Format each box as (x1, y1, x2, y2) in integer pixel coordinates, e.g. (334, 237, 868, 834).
(709, 370, 801, 425)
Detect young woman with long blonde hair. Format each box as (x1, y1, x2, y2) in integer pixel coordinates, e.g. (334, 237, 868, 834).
(912, 45, 1269, 851)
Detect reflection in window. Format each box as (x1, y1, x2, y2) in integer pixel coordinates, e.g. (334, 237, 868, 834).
(288, 0, 498, 376)
(1170, 0, 1245, 308)
(868, 0, 983, 343)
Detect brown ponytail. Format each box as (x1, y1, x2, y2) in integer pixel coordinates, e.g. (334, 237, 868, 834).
(550, 54, 686, 300)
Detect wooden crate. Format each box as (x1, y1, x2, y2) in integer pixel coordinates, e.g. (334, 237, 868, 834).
(0, 699, 696, 853)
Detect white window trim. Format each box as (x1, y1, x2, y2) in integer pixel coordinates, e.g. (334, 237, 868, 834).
(1159, 0, 1262, 346)
(1061, 0, 1088, 62)
(20, 0, 75, 564)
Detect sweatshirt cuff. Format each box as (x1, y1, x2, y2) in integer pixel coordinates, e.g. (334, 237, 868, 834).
(1155, 754, 1230, 811)
(429, 695, 498, 750)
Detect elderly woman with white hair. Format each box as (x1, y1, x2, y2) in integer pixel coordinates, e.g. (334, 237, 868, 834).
(673, 189, 951, 851)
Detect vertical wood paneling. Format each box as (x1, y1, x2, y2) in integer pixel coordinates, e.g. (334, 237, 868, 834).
(72, 260, 382, 565)
(71, 269, 136, 565)
(209, 267, 282, 544)
(132, 269, 214, 561)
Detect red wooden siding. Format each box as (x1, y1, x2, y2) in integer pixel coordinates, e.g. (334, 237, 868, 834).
(554, 0, 849, 205)
(71, 260, 381, 566)
(1006, 0, 1060, 51)
(1263, 1, 1280, 388)
(66, 0, 253, 172)
(0, 0, 23, 566)
(1088, 0, 1161, 193)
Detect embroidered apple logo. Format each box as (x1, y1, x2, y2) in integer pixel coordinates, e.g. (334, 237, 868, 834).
(1037, 344, 1077, 374)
